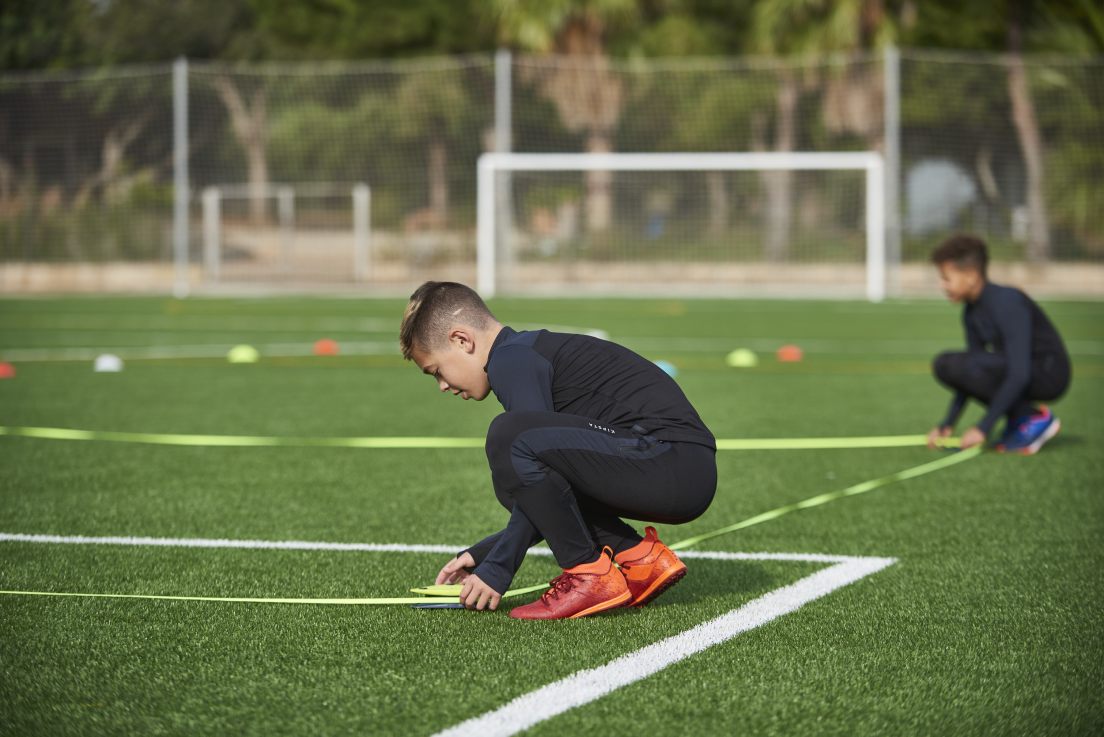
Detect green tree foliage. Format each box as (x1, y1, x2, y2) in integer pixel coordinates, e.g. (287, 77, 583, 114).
(0, 0, 91, 70)
(494, 0, 639, 232)
(248, 0, 495, 59)
(2, 0, 1101, 263)
(1031, 0, 1104, 254)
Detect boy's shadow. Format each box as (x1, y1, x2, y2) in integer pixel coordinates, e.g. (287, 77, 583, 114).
(603, 560, 778, 616)
(1048, 433, 1081, 448)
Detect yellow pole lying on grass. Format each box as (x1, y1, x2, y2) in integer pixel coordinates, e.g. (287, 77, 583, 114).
(0, 442, 981, 607)
(0, 425, 959, 451)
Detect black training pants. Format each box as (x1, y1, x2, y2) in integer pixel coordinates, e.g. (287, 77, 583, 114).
(485, 411, 717, 570)
(932, 350, 1070, 424)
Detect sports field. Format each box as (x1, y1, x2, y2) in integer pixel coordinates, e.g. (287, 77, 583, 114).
(1, 295, 1102, 736)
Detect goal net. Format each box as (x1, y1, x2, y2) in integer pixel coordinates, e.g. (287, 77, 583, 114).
(477, 152, 885, 301)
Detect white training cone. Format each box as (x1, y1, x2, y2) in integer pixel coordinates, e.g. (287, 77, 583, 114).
(93, 354, 124, 372)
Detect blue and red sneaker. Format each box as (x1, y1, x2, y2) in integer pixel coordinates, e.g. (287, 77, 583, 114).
(996, 406, 1061, 455)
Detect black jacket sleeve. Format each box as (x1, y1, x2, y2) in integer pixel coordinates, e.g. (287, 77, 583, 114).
(460, 339, 554, 593)
(468, 506, 544, 595)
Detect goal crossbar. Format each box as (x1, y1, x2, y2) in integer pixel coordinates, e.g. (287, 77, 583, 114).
(477, 151, 886, 301)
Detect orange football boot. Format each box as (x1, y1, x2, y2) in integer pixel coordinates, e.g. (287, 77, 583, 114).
(509, 547, 631, 620)
(614, 526, 687, 607)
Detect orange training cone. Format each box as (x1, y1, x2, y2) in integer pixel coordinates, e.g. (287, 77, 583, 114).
(776, 344, 804, 362)
(313, 338, 340, 356)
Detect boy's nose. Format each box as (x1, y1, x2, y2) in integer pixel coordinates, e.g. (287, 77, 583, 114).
(438, 380, 449, 392)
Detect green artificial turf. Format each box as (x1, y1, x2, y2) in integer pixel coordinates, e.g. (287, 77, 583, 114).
(1, 295, 1102, 736)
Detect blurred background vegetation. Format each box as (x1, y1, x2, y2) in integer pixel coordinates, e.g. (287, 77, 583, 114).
(0, 1, 1101, 285)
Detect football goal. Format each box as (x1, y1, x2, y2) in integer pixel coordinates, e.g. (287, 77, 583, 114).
(200, 182, 371, 285)
(477, 152, 885, 301)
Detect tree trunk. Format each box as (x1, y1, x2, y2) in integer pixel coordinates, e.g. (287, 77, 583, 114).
(428, 138, 448, 227)
(535, 16, 622, 235)
(1007, 53, 1050, 262)
(706, 171, 728, 236)
(245, 140, 268, 225)
(75, 113, 151, 209)
(585, 131, 612, 233)
(214, 76, 269, 225)
(764, 74, 797, 262)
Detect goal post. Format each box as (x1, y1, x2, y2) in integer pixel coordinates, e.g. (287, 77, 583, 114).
(477, 151, 885, 301)
(199, 182, 372, 286)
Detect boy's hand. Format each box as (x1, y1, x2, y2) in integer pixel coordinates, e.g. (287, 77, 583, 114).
(458, 574, 502, 611)
(926, 426, 953, 449)
(960, 426, 986, 450)
(435, 551, 476, 585)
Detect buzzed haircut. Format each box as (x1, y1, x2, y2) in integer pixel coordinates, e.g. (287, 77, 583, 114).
(932, 234, 989, 278)
(399, 281, 496, 360)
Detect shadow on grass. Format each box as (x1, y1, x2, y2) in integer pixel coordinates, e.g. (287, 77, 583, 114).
(519, 560, 783, 620)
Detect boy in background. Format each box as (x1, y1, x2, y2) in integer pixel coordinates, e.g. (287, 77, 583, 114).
(927, 234, 1070, 454)
(399, 282, 717, 620)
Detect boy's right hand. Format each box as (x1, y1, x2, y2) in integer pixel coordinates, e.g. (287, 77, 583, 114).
(926, 425, 953, 449)
(435, 551, 476, 585)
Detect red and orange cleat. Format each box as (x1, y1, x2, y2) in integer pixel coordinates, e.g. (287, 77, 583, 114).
(509, 547, 631, 620)
(614, 526, 687, 607)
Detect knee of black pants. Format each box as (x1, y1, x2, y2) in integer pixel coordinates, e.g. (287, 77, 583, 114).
(670, 446, 718, 523)
(485, 411, 535, 468)
(932, 351, 962, 387)
(485, 411, 542, 510)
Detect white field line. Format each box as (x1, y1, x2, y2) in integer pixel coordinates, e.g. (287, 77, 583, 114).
(0, 532, 458, 555)
(0, 323, 602, 363)
(0, 341, 400, 362)
(0, 533, 858, 564)
(7, 335, 1097, 362)
(620, 335, 1104, 357)
(0, 530, 893, 733)
(433, 555, 896, 737)
(0, 314, 400, 333)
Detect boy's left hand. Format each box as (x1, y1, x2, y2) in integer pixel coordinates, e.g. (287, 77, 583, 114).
(459, 575, 502, 611)
(435, 551, 476, 585)
(960, 426, 986, 450)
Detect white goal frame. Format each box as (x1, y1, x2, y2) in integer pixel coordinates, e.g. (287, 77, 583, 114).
(200, 182, 372, 284)
(477, 151, 886, 302)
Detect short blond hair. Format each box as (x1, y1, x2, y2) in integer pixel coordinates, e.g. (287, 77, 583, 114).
(399, 281, 495, 360)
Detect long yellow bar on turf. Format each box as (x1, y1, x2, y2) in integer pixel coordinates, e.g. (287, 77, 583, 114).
(0, 583, 550, 607)
(409, 583, 547, 598)
(0, 589, 459, 605)
(668, 446, 982, 551)
(0, 425, 959, 451)
(0, 442, 981, 607)
(0, 425, 484, 448)
(716, 435, 961, 450)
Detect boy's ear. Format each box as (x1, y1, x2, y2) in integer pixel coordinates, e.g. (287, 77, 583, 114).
(448, 327, 477, 354)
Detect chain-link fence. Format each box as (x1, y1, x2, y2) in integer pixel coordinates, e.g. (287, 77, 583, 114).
(1, 49, 1101, 296)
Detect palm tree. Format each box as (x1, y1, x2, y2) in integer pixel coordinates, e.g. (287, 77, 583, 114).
(1030, 0, 1104, 257)
(212, 74, 270, 225)
(748, 0, 897, 260)
(493, 0, 636, 233)
(668, 76, 776, 236)
(393, 68, 482, 229)
(1006, 18, 1049, 261)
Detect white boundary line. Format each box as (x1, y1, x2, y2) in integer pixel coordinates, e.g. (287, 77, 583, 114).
(0, 533, 865, 565)
(434, 555, 895, 737)
(0, 341, 400, 362)
(0, 532, 458, 554)
(1, 531, 894, 735)
(0, 323, 602, 363)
